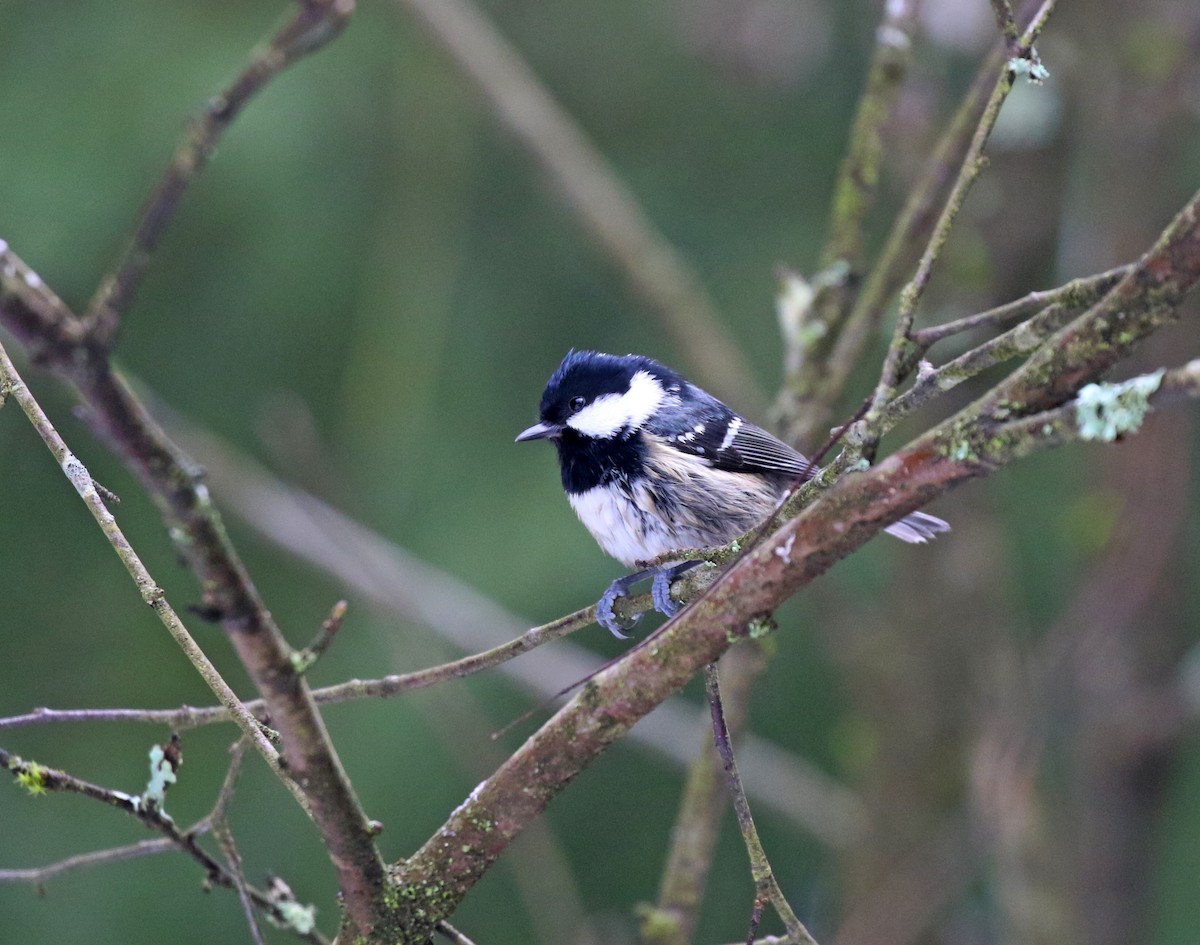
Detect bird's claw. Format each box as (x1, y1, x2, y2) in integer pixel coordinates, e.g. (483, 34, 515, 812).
(596, 562, 704, 639)
(597, 581, 642, 639)
(651, 571, 681, 617)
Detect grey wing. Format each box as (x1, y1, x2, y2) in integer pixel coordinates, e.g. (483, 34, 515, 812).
(706, 417, 814, 478)
(649, 387, 813, 479)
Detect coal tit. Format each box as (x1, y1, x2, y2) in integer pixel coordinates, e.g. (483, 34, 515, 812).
(517, 350, 948, 637)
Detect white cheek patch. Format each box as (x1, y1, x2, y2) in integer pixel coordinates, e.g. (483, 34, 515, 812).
(567, 370, 664, 437)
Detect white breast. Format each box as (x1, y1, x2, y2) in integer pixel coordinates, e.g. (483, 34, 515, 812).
(568, 484, 676, 568)
(565, 432, 790, 568)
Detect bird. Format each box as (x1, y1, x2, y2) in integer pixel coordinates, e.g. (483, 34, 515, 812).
(517, 350, 948, 637)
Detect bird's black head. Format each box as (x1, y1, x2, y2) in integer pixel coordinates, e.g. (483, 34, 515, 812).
(516, 351, 683, 492)
(516, 350, 680, 444)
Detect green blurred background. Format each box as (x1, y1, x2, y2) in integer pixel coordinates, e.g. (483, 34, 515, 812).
(2, 1, 1199, 943)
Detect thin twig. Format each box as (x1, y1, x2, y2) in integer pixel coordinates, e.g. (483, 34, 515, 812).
(2, 243, 390, 932)
(210, 737, 251, 827)
(0, 743, 327, 943)
(435, 920, 481, 945)
(982, 358, 1200, 461)
(1, 746, 220, 886)
(776, 44, 1005, 446)
(83, 0, 355, 346)
(988, 0, 1020, 48)
(879, 283, 1118, 433)
(641, 644, 770, 945)
(911, 265, 1131, 347)
(0, 605, 596, 731)
(294, 600, 350, 673)
(0, 607, 598, 732)
(0, 834, 192, 884)
(704, 666, 819, 945)
(204, 740, 266, 945)
(0, 339, 299, 807)
(781, 0, 916, 391)
(865, 74, 1010, 421)
(1020, 0, 1059, 48)
(392, 0, 761, 410)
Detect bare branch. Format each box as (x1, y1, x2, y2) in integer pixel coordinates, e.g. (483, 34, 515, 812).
(0, 338, 294, 801)
(781, 0, 916, 391)
(866, 75, 1018, 424)
(704, 664, 818, 945)
(0, 834, 188, 885)
(293, 600, 350, 674)
(988, 0, 1021, 49)
(84, 0, 355, 346)
(879, 269, 1134, 433)
(911, 265, 1131, 348)
(640, 643, 769, 945)
(210, 741, 266, 945)
(776, 45, 1004, 445)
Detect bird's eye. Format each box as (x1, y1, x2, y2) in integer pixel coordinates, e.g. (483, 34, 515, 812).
(568, 395, 587, 413)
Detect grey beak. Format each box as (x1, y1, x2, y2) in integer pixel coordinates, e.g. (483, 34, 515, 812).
(516, 421, 562, 442)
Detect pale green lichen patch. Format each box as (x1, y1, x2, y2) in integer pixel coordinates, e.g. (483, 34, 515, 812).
(951, 441, 975, 461)
(134, 743, 177, 812)
(270, 900, 317, 935)
(1074, 370, 1163, 441)
(1008, 50, 1050, 85)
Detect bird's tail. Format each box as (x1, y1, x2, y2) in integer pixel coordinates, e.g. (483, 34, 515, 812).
(885, 510, 950, 544)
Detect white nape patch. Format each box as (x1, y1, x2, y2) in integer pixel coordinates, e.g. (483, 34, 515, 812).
(567, 370, 664, 438)
(718, 417, 742, 451)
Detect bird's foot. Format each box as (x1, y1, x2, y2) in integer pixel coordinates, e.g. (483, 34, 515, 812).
(596, 572, 646, 639)
(597, 562, 703, 639)
(650, 561, 702, 617)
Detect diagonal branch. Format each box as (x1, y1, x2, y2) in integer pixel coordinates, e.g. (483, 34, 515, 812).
(640, 643, 769, 945)
(780, 0, 917, 392)
(705, 664, 818, 945)
(0, 339, 294, 804)
(878, 266, 1134, 434)
(0, 744, 327, 944)
(776, 44, 1004, 446)
(84, 0, 355, 348)
(3, 245, 388, 935)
